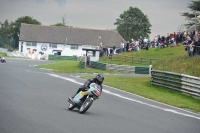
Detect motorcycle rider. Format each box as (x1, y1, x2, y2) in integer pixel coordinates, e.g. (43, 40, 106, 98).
(1, 56, 5, 63)
(71, 74, 104, 98)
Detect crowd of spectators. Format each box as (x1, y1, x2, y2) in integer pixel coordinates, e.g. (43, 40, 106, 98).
(99, 43, 116, 57)
(116, 30, 200, 57)
(98, 30, 200, 58)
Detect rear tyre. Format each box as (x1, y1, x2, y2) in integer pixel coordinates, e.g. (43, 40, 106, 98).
(79, 98, 93, 114)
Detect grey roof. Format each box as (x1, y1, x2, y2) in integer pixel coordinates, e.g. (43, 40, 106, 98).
(19, 23, 125, 47)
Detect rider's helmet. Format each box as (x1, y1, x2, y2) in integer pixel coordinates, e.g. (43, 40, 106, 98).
(95, 74, 104, 85)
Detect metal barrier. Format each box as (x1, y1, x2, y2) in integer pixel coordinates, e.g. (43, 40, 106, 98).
(48, 55, 77, 61)
(79, 61, 85, 69)
(90, 61, 150, 74)
(105, 54, 158, 65)
(151, 70, 200, 98)
(90, 61, 106, 70)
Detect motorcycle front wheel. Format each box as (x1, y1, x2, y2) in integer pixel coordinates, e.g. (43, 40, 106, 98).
(79, 98, 93, 114)
(68, 103, 76, 110)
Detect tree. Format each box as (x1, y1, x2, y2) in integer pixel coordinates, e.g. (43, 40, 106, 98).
(12, 16, 41, 48)
(51, 15, 69, 27)
(0, 19, 11, 38)
(61, 15, 67, 26)
(0, 20, 15, 50)
(177, 24, 185, 32)
(181, 0, 200, 28)
(114, 7, 152, 41)
(51, 23, 67, 26)
(0, 16, 41, 49)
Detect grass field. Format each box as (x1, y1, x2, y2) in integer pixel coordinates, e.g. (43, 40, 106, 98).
(35, 60, 119, 74)
(0, 52, 7, 57)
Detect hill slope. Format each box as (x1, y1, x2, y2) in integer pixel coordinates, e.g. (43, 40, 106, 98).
(100, 45, 200, 77)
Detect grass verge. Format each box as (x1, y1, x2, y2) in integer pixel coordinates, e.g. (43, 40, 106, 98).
(82, 76, 200, 113)
(35, 60, 119, 74)
(153, 55, 200, 77)
(0, 52, 7, 57)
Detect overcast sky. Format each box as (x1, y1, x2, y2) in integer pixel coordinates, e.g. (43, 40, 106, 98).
(0, 0, 192, 39)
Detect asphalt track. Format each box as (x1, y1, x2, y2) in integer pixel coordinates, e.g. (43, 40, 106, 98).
(0, 58, 200, 133)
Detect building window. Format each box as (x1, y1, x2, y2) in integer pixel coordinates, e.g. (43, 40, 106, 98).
(32, 42, 37, 46)
(70, 45, 78, 49)
(26, 42, 37, 46)
(49, 44, 57, 48)
(87, 51, 95, 57)
(26, 42, 31, 46)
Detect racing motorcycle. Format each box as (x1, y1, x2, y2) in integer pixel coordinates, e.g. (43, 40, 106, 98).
(68, 83, 101, 114)
(1, 57, 6, 63)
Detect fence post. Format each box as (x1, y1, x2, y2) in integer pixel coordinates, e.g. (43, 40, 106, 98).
(149, 65, 152, 76)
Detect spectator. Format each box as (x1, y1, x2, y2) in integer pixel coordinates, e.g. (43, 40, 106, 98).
(193, 34, 200, 56)
(126, 41, 130, 52)
(109, 48, 113, 55)
(154, 36, 157, 47)
(130, 41, 135, 51)
(143, 37, 148, 49)
(147, 37, 151, 48)
(113, 44, 116, 54)
(109, 48, 113, 59)
(120, 42, 124, 53)
(99, 43, 103, 57)
(103, 46, 107, 56)
(135, 40, 140, 51)
(166, 34, 170, 47)
(183, 36, 195, 57)
(173, 32, 177, 44)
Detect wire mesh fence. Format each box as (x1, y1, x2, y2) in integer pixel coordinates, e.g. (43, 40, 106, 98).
(0, 37, 15, 51)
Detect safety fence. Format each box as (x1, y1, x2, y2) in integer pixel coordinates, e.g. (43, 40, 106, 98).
(79, 61, 85, 69)
(104, 54, 158, 65)
(151, 70, 200, 98)
(0, 37, 15, 50)
(89, 61, 150, 74)
(48, 55, 77, 61)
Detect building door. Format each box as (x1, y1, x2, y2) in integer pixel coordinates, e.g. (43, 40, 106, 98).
(57, 51, 61, 55)
(21, 45, 23, 52)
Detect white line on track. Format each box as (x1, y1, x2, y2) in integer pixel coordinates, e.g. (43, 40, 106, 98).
(26, 70, 200, 120)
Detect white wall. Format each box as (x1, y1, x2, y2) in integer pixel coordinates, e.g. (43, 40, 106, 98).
(18, 41, 99, 60)
(89, 51, 100, 62)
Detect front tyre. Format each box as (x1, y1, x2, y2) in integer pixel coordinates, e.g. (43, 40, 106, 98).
(79, 98, 93, 114)
(68, 103, 76, 110)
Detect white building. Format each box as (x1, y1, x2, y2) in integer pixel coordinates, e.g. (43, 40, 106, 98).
(19, 24, 125, 60)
